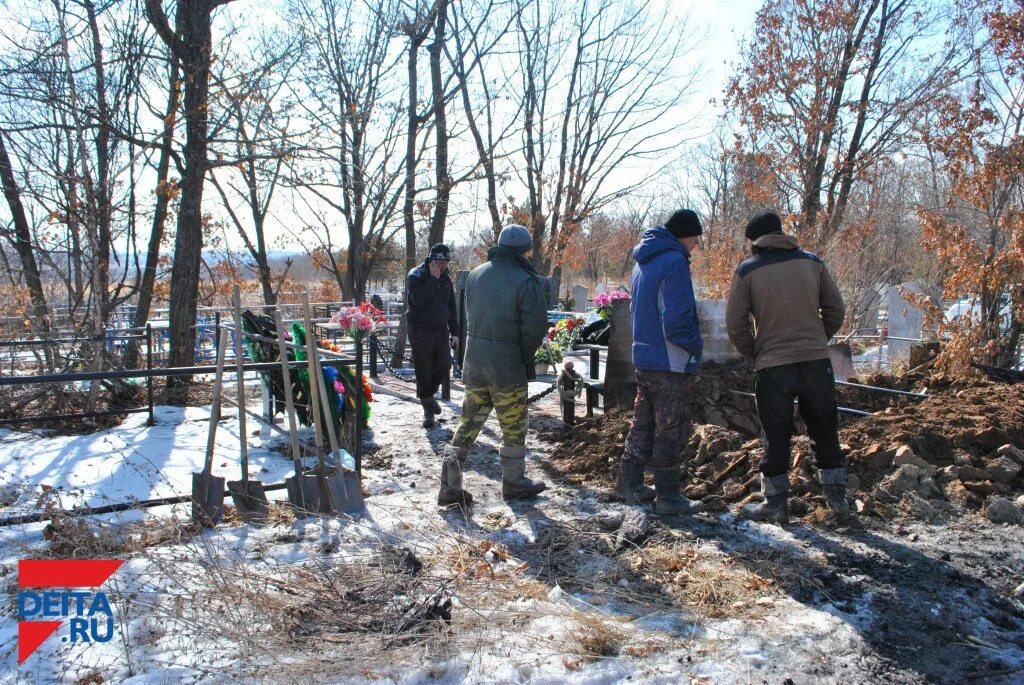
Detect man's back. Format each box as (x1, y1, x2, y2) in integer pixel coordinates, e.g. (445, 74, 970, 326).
(463, 248, 548, 387)
(726, 232, 845, 370)
(629, 227, 702, 374)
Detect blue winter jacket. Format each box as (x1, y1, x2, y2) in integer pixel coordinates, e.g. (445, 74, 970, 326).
(630, 227, 703, 374)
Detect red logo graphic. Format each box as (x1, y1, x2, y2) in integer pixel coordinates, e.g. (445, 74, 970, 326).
(17, 559, 124, 664)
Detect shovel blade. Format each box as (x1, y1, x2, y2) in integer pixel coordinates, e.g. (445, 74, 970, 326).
(226, 480, 271, 525)
(285, 473, 321, 517)
(828, 343, 855, 382)
(191, 472, 225, 527)
(325, 468, 364, 515)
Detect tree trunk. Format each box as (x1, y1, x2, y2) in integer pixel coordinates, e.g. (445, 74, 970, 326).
(452, 25, 501, 238)
(126, 67, 180, 369)
(347, 234, 365, 304)
(146, 0, 221, 387)
(0, 129, 50, 339)
(394, 24, 430, 369)
(823, 0, 889, 243)
(427, 0, 451, 247)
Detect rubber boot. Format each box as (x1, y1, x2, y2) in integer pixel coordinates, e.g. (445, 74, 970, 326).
(500, 445, 547, 500)
(437, 446, 473, 506)
(616, 461, 655, 505)
(652, 468, 705, 516)
(738, 473, 789, 524)
(421, 399, 435, 427)
(819, 467, 854, 522)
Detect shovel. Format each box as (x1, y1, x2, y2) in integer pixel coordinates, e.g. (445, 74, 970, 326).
(226, 286, 270, 524)
(309, 323, 364, 514)
(191, 329, 230, 527)
(828, 342, 855, 383)
(303, 293, 364, 515)
(300, 293, 335, 514)
(275, 310, 320, 516)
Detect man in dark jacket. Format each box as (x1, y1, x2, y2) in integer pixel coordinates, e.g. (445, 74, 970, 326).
(406, 243, 458, 427)
(437, 225, 549, 506)
(618, 209, 706, 516)
(726, 211, 849, 524)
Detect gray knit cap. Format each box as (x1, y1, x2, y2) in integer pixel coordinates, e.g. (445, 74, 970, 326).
(498, 224, 532, 255)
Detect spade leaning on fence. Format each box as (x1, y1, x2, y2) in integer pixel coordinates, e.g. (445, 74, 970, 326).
(225, 285, 271, 524)
(191, 328, 230, 527)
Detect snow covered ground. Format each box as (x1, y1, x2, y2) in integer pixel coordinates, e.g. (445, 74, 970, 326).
(1, 375, 1022, 683)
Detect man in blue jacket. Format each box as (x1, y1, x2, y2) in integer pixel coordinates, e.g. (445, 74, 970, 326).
(618, 209, 705, 515)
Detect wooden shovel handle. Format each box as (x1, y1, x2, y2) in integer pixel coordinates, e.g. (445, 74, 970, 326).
(203, 329, 231, 480)
(233, 286, 249, 488)
(302, 292, 328, 479)
(308, 329, 348, 499)
(274, 311, 304, 476)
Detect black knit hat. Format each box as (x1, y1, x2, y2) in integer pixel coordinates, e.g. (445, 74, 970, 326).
(664, 209, 703, 239)
(427, 243, 451, 261)
(745, 211, 783, 240)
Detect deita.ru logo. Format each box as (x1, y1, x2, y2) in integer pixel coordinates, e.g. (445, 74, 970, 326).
(16, 559, 124, 664)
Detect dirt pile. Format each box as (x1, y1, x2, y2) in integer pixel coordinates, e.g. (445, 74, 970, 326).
(843, 384, 1024, 520)
(543, 362, 759, 487)
(546, 369, 1024, 523)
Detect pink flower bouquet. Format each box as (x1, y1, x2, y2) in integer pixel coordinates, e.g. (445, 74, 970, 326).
(331, 302, 387, 341)
(593, 290, 630, 318)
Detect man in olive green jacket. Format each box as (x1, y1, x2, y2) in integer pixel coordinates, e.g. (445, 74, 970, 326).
(438, 225, 550, 506)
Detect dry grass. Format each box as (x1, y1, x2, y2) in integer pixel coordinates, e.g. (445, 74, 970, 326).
(428, 537, 522, 585)
(622, 637, 672, 658)
(626, 543, 778, 618)
(71, 670, 105, 685)
(566, 610, 629, 659)
(42, 515, 202, 558)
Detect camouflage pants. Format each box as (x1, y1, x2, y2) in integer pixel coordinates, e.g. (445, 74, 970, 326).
(622, 369, 694, 469)
(452, 384, 528, 449)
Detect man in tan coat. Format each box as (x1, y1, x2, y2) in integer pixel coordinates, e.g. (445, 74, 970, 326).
(726, 211, 850, 524)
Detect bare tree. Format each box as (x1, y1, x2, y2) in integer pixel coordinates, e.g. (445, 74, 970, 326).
(145, 0, 235, 380)
(513, 0, 698, 296)
(208, 31, 301, 311)
(124, 62, 181, 369)
(1, 0, 155, 369)
(446, 0, 524, 240)
(286, 0, 410, 303)
(0, 128, 50, 339)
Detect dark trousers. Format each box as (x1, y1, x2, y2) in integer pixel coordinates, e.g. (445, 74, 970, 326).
(754, 358, 843, 478)
(622, 370, 695, 470)
(410, 328, 451, 400)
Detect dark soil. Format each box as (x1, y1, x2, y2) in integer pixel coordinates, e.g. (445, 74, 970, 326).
(541, 363, 1024, 522)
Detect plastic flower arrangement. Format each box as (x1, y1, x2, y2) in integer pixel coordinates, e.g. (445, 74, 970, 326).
(535, 340, 563, 365)
(331, 302, 387, 341)
(593, 290, 630, 319)
(536, 316, 584, 364)
(289, 321, 374, 431)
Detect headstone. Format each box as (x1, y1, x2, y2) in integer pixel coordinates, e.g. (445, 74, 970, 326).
(603, 298, 636, 409)
(886, 282, 934, 363)
(856, 284, 885, 330)
(572, 285, 588, 312)
(696, 299, 738, 362)
(595, 283, 608, 295)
